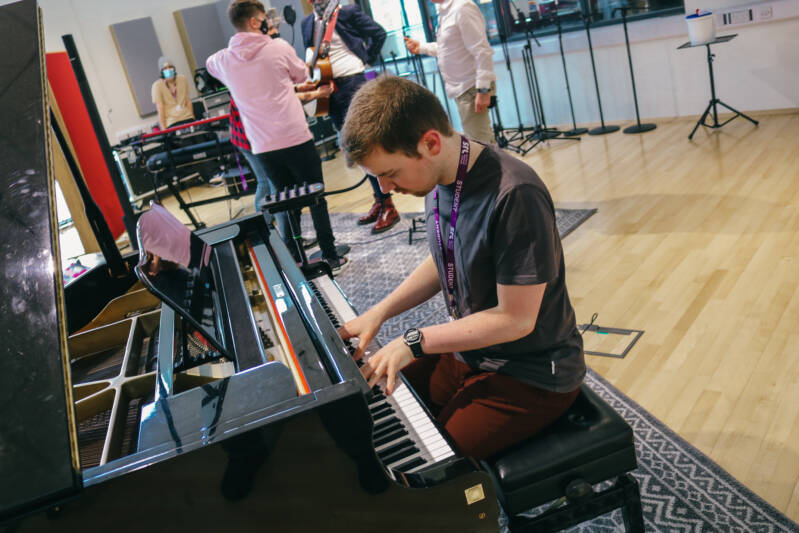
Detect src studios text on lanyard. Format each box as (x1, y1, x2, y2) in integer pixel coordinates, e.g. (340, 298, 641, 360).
(434, 136, 470, 320)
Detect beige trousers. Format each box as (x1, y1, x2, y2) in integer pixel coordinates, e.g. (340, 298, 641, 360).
(454, 83, 496, 145)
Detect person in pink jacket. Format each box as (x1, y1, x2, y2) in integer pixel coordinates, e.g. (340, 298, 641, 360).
(207, 0, 348, 274)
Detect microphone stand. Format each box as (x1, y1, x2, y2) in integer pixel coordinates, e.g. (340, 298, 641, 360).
(554, 6, 587, 137)
(516, 7, 576, 150)
(614, 4, 656, 134)
(584, 11, 620, 135)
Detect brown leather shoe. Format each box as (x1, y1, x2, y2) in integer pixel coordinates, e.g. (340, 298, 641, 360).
(372, 196, 400, 233)
(358, 200, 382, 225)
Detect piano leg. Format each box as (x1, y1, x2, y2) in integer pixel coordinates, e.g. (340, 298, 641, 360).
(219, 423, 283, 502)
(318, 393, 390, 495)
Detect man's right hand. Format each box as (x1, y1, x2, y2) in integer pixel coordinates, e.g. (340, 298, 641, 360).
(338, 308, 384, 361)
(404, 36, 420, 55)
(295, 80, 317, 93)
(316, 82, 334, 98)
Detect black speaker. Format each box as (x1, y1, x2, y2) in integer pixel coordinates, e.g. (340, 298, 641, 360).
(193, 67, 224, 95)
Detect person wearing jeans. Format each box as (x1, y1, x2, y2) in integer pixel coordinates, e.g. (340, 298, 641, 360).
(302, 0, 400, 234)
(208, 0, 347, 273)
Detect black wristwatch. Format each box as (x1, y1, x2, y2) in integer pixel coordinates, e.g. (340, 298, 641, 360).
(403, 328, 425, 358)
(476, 87, 491, 94)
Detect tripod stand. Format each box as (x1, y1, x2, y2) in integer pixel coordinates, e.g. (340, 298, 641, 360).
(678, 34, 759, 140)
(491, 37, 536, 154)
(615, 5, 656, 134)
(518, 15, 578, 150)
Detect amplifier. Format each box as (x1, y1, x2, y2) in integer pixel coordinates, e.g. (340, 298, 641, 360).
(203, 90, 231, 118)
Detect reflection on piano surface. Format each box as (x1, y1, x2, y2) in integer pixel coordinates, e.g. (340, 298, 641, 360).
(0, 1, 498, 529)
(26, 211, 499, 531)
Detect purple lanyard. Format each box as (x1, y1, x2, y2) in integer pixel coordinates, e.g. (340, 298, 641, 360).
(434, 136, 470, 318)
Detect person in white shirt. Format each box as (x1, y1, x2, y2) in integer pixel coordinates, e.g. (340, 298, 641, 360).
(405, 0, 497, 144)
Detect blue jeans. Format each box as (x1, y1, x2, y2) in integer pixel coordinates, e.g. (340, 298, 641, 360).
(330, 73, 390, 202)
(238, 147, 276, 226)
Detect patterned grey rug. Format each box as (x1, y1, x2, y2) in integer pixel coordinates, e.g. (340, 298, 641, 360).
(311, 209, 797, 532)
(317, 209, 597, 348)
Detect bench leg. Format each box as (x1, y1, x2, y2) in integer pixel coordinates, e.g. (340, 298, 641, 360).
(620, 474, 645, 533)
(508, 474, 644, 533)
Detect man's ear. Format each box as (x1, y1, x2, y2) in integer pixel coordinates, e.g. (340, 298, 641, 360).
(418, 130, 443, 157)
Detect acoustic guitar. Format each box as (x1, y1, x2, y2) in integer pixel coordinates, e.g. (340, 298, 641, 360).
(303, 0, 340, 117)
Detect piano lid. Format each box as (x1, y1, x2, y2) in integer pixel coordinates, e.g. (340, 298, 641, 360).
(0, 0, 81, 520)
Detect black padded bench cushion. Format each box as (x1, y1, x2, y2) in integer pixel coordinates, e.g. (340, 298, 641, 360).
(487, 384, 637, 515)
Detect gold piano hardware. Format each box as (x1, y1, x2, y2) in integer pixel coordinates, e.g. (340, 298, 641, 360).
(465, 483, 486, 505)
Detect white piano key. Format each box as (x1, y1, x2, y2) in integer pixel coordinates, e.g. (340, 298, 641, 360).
(311, 275, 456, 471)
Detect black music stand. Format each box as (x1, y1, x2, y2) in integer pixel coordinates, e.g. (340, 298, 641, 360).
(678, 34, 759, 140)
(615, 5, 656, 134)
(584, 13, 620, 135)
(554, 9, 587, 137)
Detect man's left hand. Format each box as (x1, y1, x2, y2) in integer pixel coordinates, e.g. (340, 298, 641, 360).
(475, 92, 491, 113)
(359, 337, 414, 395)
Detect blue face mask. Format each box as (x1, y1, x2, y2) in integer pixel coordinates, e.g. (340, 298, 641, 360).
(162, 68, 176, 80)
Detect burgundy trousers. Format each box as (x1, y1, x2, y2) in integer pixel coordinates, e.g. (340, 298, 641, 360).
(402, 353, 580, 460)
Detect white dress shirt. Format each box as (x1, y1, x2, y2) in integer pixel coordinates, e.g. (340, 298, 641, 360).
(418, 0, 496, 99)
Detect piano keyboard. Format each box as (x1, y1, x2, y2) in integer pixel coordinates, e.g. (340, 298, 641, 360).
(309, 275, 456, 477)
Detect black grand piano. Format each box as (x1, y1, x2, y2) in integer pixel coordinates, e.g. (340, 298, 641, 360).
(0, 1, 498, 530)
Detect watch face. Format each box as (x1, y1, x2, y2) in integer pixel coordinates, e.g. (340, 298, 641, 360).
(404, 328, 421, 344)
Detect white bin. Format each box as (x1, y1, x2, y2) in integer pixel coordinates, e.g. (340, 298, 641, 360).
(686, 11, 716, 45)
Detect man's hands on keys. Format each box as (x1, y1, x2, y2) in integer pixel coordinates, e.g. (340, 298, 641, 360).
(359, 338, 413, 396)
(338, 310, 413, 395)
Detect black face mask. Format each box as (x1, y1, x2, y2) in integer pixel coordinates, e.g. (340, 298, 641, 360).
(260, 19, 270, 35)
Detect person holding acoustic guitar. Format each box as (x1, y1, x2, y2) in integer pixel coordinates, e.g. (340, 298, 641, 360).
(301, 0, 400, 234)
(207, 0, 349, 275)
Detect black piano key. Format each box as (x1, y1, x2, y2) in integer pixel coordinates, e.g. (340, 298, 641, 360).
(370, 404, 394, 419)
(372, 419, 403, 438)
(374, 428, 408, 449)
(393, 456, 427, 473)
(377, 439, 414, 461)
(372, 418, 400, 435)
(373, 422, 404, 442)
(381, 444, 420, 466)
(370, 392, 386, 402)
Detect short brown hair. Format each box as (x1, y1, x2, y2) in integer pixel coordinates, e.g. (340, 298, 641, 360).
(228, 0, 265, 30)
(341, 76, 454, 166)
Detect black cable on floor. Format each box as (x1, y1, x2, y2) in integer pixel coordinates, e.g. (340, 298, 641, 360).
(322, 175, 369, 196)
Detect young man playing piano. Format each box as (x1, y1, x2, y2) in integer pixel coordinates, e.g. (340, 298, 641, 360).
(338, 76, 585, 460)
(207, 0, 348, 273)
(301, 0, 401, 234)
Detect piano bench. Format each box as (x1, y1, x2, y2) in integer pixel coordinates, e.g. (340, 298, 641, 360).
(485, 384, 644, 533)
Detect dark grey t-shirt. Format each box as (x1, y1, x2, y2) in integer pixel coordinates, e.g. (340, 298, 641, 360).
(424, 146, 585, 393)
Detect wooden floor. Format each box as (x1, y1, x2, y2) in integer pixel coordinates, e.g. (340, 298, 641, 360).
(161, 110, 799, 521)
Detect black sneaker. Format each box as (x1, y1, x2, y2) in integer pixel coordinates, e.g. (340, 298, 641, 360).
(327, 256, 349, 277)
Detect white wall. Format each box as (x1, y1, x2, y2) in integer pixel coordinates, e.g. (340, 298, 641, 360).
(38, 0, 247, 143)
(484, 2, 799, 130)
(38, 0, 798, 143)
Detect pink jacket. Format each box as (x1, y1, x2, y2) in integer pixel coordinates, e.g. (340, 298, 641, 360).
(207, 32, 311, 154)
